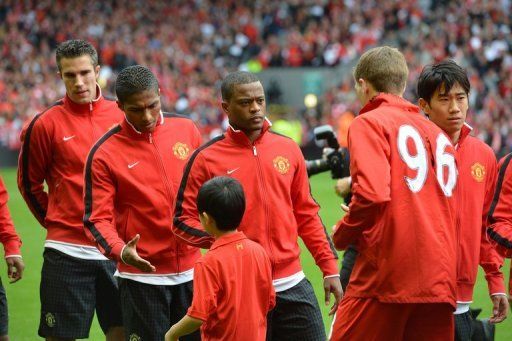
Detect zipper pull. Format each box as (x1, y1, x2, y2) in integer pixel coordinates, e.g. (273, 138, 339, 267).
(89, 101, 93, 112)
(149, 133, 153, 144)
(253, 145, 257, 156)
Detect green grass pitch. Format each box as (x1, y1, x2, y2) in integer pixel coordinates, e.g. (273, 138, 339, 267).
(0, 168, 510, 340)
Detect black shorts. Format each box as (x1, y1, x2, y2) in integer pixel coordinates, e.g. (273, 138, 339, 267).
(0, 277, 8, 336)
(266, 278, 325, 341)
(119, 278, 200, 341)
(454, 310, 474, 341)
(38, 248, 123, 339)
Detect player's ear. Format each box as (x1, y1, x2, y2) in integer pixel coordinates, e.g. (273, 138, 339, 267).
(418, 98, 430, 116)
(221, 101, 229, 114)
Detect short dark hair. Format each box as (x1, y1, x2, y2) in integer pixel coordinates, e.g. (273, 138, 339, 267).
(56, 40, 98, 72)
(221, 71, 261, 101)
(115, 65, 159, 103)
(197, 176, 246, 231)
(417, 60, 470, 104)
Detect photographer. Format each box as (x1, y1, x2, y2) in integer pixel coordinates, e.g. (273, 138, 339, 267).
(305, 125, 356, 292)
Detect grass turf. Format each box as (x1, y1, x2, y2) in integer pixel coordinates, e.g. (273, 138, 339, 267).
(0, 168, 510, 340)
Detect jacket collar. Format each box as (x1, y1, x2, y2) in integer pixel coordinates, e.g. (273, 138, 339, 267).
(359, 93, 419, 116)
(225, 117, 272, 146)
(121, 111, 164, 140)
(210, 231, 247, 251)
(455, 122, 473, 147)
(63, 84, 103, 116)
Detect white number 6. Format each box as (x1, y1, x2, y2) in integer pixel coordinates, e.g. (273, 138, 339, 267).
(398, 125, 456, 197)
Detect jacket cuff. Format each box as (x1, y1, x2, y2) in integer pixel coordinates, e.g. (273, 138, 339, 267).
(488, 276, 507, 297)
(3, 239, 21, 258)
(317, 258, 339, 278)
(110, 242, 126, 262)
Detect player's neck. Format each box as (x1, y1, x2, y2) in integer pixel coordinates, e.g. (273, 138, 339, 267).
(449, 130, 461, 145)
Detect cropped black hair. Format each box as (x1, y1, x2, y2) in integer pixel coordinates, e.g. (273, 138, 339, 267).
(115, 65, 159, 103)
(221, 71, 260, 101)
(417, 60, 470, 104)
(197, 176, 246, 231)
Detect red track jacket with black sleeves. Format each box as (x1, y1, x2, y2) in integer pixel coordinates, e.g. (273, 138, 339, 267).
(83, 113, 202, 274)
(0, 176, 22, 257)
(453, 125, 505, 302)
(173, 119, 339, 280)
(17, 91, 124, 247)
(487, 152, 512, 259)
(332, 94, 458, 306)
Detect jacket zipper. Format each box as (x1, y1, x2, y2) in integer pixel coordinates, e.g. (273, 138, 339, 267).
(149, 133, 180, 272)
(253, 144, 275, 278)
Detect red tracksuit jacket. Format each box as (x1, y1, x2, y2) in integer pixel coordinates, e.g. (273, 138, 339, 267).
(453, 125, 504, 302)
(332, 94, 458, 306)
(83, 113, 202, 274)
(173, 120, 339, 279)
(0, 176, 22, 257)
(487, 153, 512, 259)
(17, 93, 124, 246)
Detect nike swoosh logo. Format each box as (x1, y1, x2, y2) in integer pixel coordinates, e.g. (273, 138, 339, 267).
(227, 167, 240, 175)
(63, 135, 75, 141)
(128, 161, 140, 169)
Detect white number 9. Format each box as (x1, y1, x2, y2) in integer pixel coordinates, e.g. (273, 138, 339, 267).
(397, 125, 457, 197)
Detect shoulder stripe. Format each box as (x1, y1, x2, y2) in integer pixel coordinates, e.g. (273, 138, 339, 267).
(20, 100, 64, 222)
(83, 125, 122, 254)
(488, 153, 512, 223)
(173, 135, 225, 237)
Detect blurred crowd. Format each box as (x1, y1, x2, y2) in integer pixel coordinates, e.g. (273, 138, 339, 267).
(0, 0, 511, 156)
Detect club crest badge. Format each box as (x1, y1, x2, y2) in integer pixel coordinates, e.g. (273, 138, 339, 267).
(471, 162, 485, 182)
(273, 156, 290, 174)
(129, 334, 141, 341)
(45, 312, 56, 327)
(173, 142, 190, 160)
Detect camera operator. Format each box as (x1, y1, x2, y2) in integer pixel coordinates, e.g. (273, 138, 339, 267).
(305, 125, 356, 292)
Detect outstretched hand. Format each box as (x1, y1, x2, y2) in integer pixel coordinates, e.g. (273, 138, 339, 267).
(121, 234, 156, 273)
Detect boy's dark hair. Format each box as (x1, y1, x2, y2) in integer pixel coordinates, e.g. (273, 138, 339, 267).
(197, 176, 246, 231)
(115, 65, 159, 103)
(221, 71, 260, 101)
(56, 39, 99, 72)
(417, 60, 470, 103)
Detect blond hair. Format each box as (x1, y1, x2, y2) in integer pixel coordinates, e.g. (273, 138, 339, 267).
(353, 46, 408, 95)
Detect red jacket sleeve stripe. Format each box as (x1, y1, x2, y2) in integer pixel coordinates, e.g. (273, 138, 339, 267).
(83, 125, 121, 255)
(18, 106, 58, 223)
(487, 153, 512, 250)
(173, 136, 224, 242)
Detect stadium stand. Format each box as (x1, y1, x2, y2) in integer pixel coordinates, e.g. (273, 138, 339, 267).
(0, 0, 511, 156)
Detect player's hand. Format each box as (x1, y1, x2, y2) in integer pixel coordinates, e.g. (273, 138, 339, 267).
(121, 234, 156, 273)
(490, 294, 509, 323)
(6, 257, 24, 283)
(340, 204, 349, 213)
(334, 177, 351, 198)
(324, 276, 343, 315)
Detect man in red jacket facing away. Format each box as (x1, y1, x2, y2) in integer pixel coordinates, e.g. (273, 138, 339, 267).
(417, 60, 508, 340)
(173, 71, 342, 340)
(0, 175, 24, 341)
(330, 46, 459, 341)
(83, 65, 202, 341)
(17, 40, 124, 341)
(166, 176, 275, 341)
